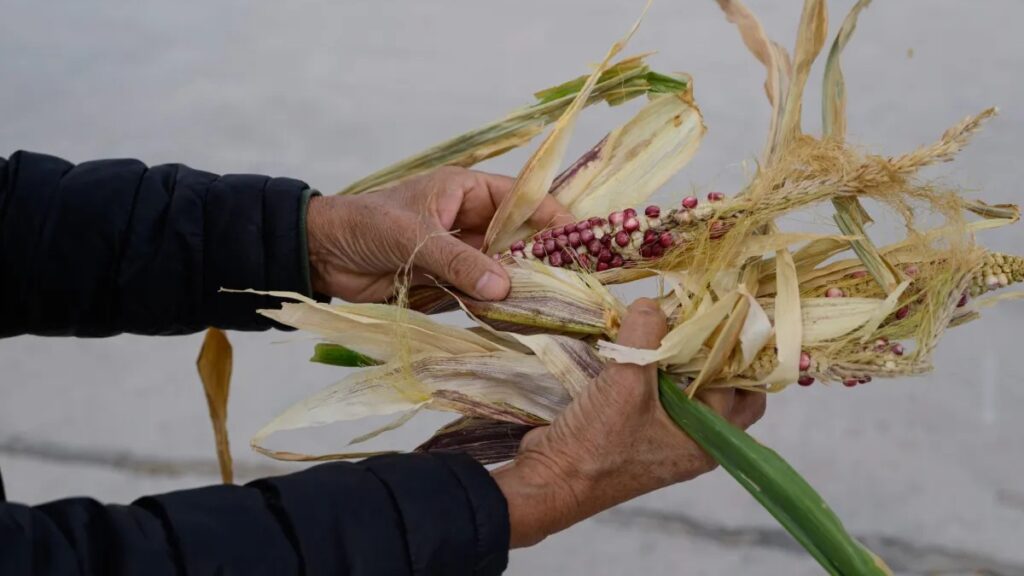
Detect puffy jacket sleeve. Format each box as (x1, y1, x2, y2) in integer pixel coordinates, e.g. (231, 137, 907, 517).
(0, 150, 320, 336)
(0, 452, 510, 576)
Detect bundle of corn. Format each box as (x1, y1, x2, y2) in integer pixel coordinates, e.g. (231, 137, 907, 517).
(245, 1, 1021, 573)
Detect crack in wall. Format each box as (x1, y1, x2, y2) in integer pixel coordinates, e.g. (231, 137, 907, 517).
(0, 435, 290, 480)
(598, 507, 1024, 576)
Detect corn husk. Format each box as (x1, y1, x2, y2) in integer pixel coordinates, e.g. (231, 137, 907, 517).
(243, 2, 1023, 574)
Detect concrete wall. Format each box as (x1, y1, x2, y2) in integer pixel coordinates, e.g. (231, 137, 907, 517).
(1, 1, 1022, 574)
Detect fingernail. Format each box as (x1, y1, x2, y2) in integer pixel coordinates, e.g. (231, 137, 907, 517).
(475, 271, 509, 300)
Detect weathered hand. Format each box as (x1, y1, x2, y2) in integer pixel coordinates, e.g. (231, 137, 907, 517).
(306, 166, 573, 303)
(493, 298, 767, 547)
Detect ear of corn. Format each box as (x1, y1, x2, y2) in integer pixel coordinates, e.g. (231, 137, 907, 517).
(245, 1, 1022, 573)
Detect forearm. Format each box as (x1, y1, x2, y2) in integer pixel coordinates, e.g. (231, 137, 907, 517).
(0, 151, 319, 338)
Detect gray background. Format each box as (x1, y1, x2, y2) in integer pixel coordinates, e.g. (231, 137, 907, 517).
(2, 1, 1022, 574)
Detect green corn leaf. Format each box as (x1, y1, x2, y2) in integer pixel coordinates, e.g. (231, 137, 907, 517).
(658, 371, 890, 576)
(338, 57, 688, 196)
(310, 343, 380, 368)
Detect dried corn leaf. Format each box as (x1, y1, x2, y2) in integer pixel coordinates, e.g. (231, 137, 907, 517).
(738, 291, 774, 370)
(457, 261, 618, 335)
(598, 291, 741, 365)
(197, 327, 234, 484)
(246, 290, 507, 360)
(854, 280, 910, 342)
(715, 0, 792, 161)
(415, 417, 532, 465)
(821, 0, 871, 140)
(511, 333, 604, 397)
(761, 297, 887, 343)
(338, 56, 679, 196)
(484, 5, 649, 252)
(550, 90, 706, 219)
(689, 293, 750, 396)
(253, 352, 570, 458)
(779, 0, 828, 148)
(763, 245, 801, 389)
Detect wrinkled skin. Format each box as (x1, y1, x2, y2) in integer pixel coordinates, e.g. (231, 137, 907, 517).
(308, 167, 766, 548)
(307, 166, 573, 303)
(494, 299, 767, 547)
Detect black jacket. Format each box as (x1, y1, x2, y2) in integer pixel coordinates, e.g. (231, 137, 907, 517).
(0, 151, 510, 575)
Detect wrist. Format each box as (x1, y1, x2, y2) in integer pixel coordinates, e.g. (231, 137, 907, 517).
(305, 194, 344, 296)
(491, 452, 592, 548)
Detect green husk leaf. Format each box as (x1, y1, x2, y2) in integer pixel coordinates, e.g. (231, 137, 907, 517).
(338, 55, 680, 196)
(658, 372, 890, 575)
(311, 343, 380, 368)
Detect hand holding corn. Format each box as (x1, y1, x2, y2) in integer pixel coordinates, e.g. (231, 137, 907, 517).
(306, 166, 573, 303)
(493, 299, 766, 548)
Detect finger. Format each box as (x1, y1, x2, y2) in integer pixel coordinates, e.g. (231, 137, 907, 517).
(527, 195, 576, 231)
(695, 387, 735, 417)
(475, 170, 575, 231)
(727, 390, 767, 430)
(414, 231, 510, 301)
(615, 298, 668, 350)
(597, 299, 667, 393)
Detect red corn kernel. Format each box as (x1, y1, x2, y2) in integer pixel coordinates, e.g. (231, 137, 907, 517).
(568, 232, 582, 248)
(624, 208, 637, 219)
(610, 255, 624, 268)
(548, 251, 563, 267)
(510, 240, 525, 252)
(623, 217, 640, 233)
(576, 220, 592, 231)
(895, 305, 910, 320)
(843, 378, 858, 387)
(825, 287, 845, 298)
(598, 248, 613, 263)
(600, 234, 612, 246)
(544, 238, 556, 253)
(609, 211, 625, 226)
(580, 229, 595, 244)
(707, 191, 725, 202)
(541, 229, 554, 240)
(640, 246, 653, 258)
(644, 229, 658, 244)
(957, 292, 969, 307)
(587, 239, 603, 254)
(659, 232, 674, 248)
(615, 231, 630, 247)
(645, 205, 661, 218)
(578, 254, 591, 269)
(651, 244, 664, 258)
(596, 262, 610, 272)
(890, 343, 904, 356)
(532, 242, 546, 258)
(555, 235, 569, 249)
(682, 196, 699, 209)
(799, 351, 811, 371)
(589, 217, 606, 227)
(797, 376, 815, 386)
(859, 376, 872, 384)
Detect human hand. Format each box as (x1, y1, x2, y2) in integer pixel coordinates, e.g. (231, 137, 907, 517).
(306, 166, 574, 303)
(492, 298, 767, 547)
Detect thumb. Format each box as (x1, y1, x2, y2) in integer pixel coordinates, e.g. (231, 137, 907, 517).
(594, 298, 667, 395)
(416, 232, 510, 300)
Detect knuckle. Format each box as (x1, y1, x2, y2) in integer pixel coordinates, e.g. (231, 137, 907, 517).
(442, 246, 480, 281)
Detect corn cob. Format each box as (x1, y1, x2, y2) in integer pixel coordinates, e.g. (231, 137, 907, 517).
(497, 193, 730, 271)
